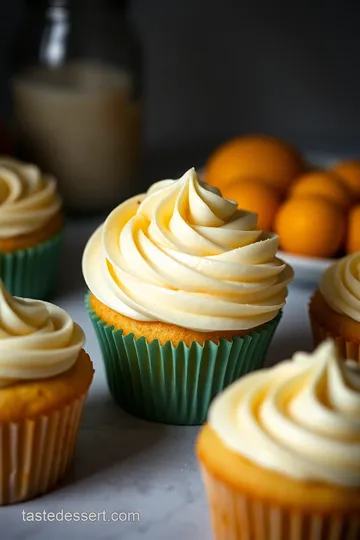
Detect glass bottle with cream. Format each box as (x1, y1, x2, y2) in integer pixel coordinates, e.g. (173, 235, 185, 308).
(10, 0, 142, 214)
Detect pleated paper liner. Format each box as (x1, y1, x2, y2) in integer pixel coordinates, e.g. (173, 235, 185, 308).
(86, 293, 281, 425)
(0, 231, 63, 300)
(310, 318, 360, 364)
(200, 468, 360, 540)
(0, 394, 86, 505)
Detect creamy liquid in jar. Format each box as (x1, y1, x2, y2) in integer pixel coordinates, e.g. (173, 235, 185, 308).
(11, 61, 141, 213)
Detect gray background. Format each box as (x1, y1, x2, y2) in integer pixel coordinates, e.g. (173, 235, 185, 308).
(1, 0, 360, 174)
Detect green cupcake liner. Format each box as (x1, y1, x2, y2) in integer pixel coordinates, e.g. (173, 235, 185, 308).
(0, 232, 63, 300)
(85, 293, 282, 425)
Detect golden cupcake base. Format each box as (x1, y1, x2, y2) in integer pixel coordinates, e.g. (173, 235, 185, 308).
(309, 290, 360, 363)
(0, 394, 86, 505)
(0, 350, 93, 504)
(0, 212, 63, 253)
(201, 468, 360, 540)
(197, 425, 360, 540)
(89, 293, 254, 347)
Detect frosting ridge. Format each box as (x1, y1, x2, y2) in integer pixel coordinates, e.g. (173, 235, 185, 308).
(208, 340, 360, 487)
(0, 157, 62, 238)
(320, 251, 360, 322)
(0, 281, 84, 387)
(82, 168, 293, 331)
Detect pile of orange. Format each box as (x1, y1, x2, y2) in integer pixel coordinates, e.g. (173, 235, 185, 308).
(205, 135, 360, 259)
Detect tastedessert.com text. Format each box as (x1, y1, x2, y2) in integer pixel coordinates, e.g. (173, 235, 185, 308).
(21, 509, 140, 523)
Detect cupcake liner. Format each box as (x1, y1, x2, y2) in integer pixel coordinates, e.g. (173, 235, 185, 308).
(0, 393, 86, 505)
(86, 293, 281, 425)
(310, 317, 360, 364)
(0, 231, 63, 300)
(200, 467, 360, 540)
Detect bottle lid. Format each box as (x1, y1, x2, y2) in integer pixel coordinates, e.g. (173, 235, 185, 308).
(26, 0, 127, 6)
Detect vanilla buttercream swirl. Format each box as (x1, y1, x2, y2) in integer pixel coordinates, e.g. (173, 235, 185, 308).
(82, 168, 293, 332)
(209, 340, 360, 487)
(320, 251, 360, 322)
(0, 157, 62, 238)
(0, 281, 84, 387)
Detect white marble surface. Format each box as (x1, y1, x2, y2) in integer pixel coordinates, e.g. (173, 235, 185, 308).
(0, 220, 317, 540)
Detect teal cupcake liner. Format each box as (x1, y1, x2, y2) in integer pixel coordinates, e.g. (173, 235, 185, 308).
(86, 293, 281, 425)
(0, 232, 63, 300)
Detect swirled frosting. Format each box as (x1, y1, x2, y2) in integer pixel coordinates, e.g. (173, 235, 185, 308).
(0, 281, 84, 387)
(0, 157, 62, 238)
(209, 340, 360, 487)
(320, 251, 360, 322)
(83, 168, 293, 331)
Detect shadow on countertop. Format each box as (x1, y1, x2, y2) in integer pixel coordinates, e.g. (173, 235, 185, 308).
(59, 394, 173, 490)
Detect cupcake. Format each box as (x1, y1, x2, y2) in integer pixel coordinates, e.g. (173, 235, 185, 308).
(0, 157, 63, 299)
(0, 280, 93, 505)
(309, 251, 360, 362)
(83, 167, 293, 425)
(197, 340, 360, 540)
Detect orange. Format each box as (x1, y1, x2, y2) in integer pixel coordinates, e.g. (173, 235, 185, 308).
(221, 179, 280, 231)
(289, 170, 352, 209)
(332, 160, 360, 200)
(205, 135, 305, 193)
(274, 195, 346, 258)
(346, 204, 360, 254)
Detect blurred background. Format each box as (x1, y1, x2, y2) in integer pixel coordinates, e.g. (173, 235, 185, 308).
(1, 0, 360, 212)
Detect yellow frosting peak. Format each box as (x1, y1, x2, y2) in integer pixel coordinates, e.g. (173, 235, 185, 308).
(320, 251, 360, 322)
(0, 280, 49, 337)
(0, 157, 62, 238)
(208, 339, 360, 487)
(0, 280, 84, 387)
(82, 168, 293, 332)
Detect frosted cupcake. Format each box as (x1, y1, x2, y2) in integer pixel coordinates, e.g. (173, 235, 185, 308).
(197, 340, 360, 540)
(0, 157, 63, 299)
(0, 280, 93, 505)
(309, 251, 360, 362)
(83, 167, 293, 425)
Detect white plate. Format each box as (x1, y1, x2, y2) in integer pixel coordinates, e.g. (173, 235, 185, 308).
(278, 250, 334, 286)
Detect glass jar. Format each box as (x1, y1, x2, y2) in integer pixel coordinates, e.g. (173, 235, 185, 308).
(9, 0, 142, 214)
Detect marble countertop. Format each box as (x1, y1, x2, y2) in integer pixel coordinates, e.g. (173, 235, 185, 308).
(0, 219, 316, 540)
